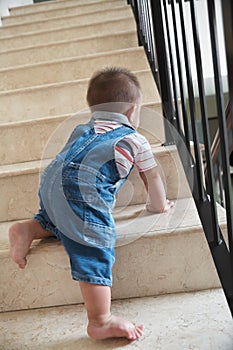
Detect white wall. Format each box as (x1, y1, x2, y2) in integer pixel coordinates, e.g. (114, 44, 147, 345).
(0, 0, 33, 24)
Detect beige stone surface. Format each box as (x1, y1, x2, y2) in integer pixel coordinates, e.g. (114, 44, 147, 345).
(0, 47, 149, 91)
(1, 289, 233, 349)
(0, 70, 160, 123)
(0, 102, 164, 165)
(2, 0, 126, 25)
(0, 17, 136, 52)
(0, 31, 138, 68)
(9, 0, 120, 15)
(0, 199, 226, 311)
(0, 145, 191, 222)
(0, 6, 131, 37)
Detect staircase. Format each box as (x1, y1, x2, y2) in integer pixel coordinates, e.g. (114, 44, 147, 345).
(0, 0, 232, 348)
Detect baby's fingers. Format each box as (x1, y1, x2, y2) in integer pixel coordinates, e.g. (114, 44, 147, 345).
(162, 200, 174, 212)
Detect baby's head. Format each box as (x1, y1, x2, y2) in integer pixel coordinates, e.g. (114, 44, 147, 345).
(86, 67, 142, 128)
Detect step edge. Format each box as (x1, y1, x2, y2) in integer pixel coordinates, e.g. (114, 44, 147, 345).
(0, 101, 161, 129)
(0, 101, 161, 131)
(0, 200, 227, 253)
(1, 5, 131, 31)
(3, 0, 126, 21)
(0, 68, 151, 96)
(0, 144, 169, 178)
(0, 29, 137, 56)
(0, 16, 134, 43)
(0, 46, 144, 73)
(9, 0, 120, 14)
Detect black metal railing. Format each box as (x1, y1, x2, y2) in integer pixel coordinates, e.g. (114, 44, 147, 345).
(128, 0, 233, 315)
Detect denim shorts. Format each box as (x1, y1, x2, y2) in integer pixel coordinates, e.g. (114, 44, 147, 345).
(34, 206, 115, 287)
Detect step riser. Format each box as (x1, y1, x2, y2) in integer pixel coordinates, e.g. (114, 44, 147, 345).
(0, 31, 138, 68)
(0, 147, 190, 223)
(0, 70, 160, 122)
(9, 0, 117, 15)
(0, 17, 135, 52)
(0, 48, 148, 91)
(3, 0, 126, 25)
(0, 7, 131, 37)
(0, 220, 221, 312)
(0, 104, 164, 165)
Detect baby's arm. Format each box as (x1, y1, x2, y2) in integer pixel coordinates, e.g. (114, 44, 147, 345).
(139, 166, 174, 213)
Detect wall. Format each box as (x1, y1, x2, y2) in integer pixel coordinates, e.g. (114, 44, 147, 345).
(0, 0, 33, 24)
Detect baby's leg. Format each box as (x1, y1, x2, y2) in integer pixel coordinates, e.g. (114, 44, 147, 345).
(9, 219, 53, 269)
(79, 282, 144, 340)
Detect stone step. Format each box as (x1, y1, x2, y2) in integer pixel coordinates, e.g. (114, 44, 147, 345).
(0, 144, 191, 223)
(1, 289, 232, 349)
(9, 0, 119, 16)
(0, 47, 149, 91)
(2, 0, 126, 25)
(0, 198, 226, 312)
(0, 6, 132, 37)
(0, 16, 135, 53)
(0, 102, 164, 165)
(0, 69, 160, 123)
(0, 30, 138, 68)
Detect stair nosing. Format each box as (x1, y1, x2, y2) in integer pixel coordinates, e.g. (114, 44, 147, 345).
(3, 0, 126, 21)
(0, 69, 151, 96)
(0, 46, 144, 73)
(0, 5, 131, 31)
(0, 29, 137, 56)
(0, 15, 134, 43)
(0, 101, 162, 129)
(0, 199, 227, 252)
(0, 144, 177, 179)
(9, 0, 121, 14)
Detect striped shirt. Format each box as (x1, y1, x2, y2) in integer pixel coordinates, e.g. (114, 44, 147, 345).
(94, 120, 156, 178)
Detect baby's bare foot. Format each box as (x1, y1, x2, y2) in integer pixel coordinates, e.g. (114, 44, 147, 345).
(9, 222, 35, 269)
(87, 314, 144, 340)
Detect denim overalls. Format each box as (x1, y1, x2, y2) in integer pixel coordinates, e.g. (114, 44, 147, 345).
(34, 112, 136, 286)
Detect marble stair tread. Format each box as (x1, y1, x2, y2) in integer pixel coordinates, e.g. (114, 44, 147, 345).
(0, 144, 192, 222)
(0, 47, 150, 91)
(0, 198, 227, 251)
(0, 6, 132, 37)
(0, 102, 164, 165)
(0, 199, 226, 311)
(0, 70, 160, 123)
(0, 17, 136, 52)
(1, 289, 232, 350)
(8, 0, 121, 16)
(0, 30, 138, 69)
(2, 0, 126, 25)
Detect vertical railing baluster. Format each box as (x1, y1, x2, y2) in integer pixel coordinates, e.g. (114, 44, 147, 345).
(178, 0, 205, 201)
(188, 0, 221, 245)
(150, 0, 177, 142)
(169, 0, 191, 152)
(207, 0, 233, 251)
(217, 161, 225, 207)
(162, 0, 181, 136)
(221, 0, 233, 258)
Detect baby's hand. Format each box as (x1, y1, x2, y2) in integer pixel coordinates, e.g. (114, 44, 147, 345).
(161, 199, 174, 213)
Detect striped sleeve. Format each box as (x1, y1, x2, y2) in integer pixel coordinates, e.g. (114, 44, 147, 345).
(134, 136, 157, 172)
(115, 133, 157, 178)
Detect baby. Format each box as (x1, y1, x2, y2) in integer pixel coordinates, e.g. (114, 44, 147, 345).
(9, 67, 173, 340)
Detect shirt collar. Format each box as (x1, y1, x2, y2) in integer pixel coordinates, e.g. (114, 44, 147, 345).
(91, 111, 134, 129)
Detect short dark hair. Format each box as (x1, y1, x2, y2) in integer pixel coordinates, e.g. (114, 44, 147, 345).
(86, 67, 141, 109)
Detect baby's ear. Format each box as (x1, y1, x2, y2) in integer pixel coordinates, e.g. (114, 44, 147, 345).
(126, 104, 136, 121)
